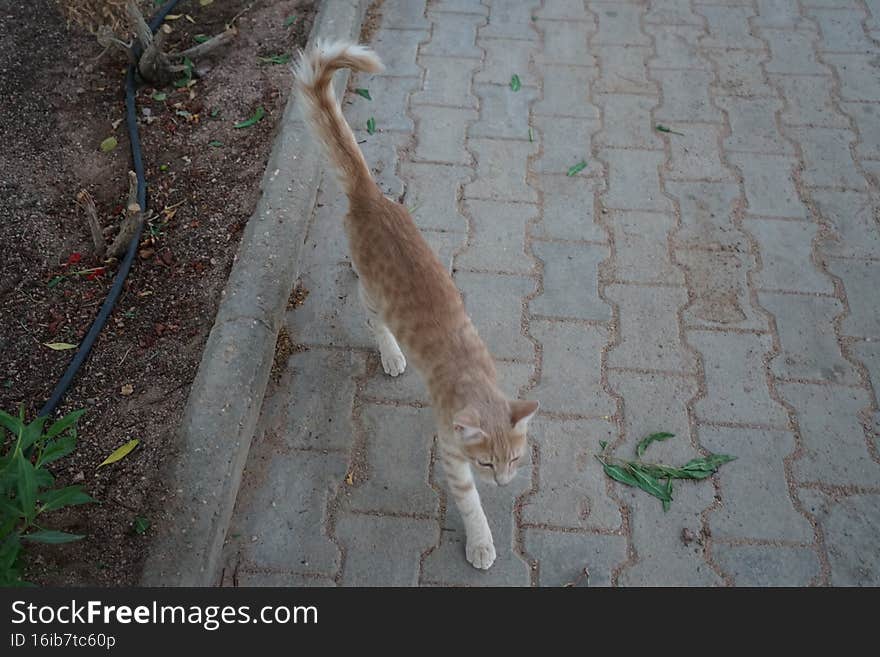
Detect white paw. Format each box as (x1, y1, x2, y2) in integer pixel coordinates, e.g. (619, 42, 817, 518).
(466, 538, 496, 570)
(380, 348, 406, 377)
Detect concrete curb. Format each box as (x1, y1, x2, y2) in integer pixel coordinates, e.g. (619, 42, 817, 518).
(140, 0, 367, 586)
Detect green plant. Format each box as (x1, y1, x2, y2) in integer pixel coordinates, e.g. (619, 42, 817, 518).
(0, 407, 95, 586)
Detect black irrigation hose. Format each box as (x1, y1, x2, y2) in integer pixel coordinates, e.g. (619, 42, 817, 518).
(38, 0, 183, 418)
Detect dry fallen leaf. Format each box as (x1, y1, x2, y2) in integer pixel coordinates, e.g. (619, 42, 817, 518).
(44, 342, 77, 351)
(120, 384, 134, 396)
(345, 472, 354, 485)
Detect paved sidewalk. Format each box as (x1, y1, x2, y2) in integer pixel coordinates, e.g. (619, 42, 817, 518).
(222, 0, 880, 586)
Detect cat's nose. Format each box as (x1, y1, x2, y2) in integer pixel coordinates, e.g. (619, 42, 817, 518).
(495, 471, 515, 486)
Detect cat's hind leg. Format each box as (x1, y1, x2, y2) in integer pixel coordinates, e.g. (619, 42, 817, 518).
(358, 284, 406, 377)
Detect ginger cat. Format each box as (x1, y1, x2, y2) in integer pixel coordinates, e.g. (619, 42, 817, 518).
(295, 41, 539, 570)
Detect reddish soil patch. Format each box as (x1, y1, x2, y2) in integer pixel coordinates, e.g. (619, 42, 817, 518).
(0, 0, 315, 585)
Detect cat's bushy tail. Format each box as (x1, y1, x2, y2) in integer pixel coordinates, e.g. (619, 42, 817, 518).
(294, 40, 384, 196)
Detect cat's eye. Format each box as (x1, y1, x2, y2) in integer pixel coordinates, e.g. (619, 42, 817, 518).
(478, 461, 493, 468)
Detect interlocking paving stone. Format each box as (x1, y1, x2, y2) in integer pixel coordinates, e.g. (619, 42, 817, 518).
(227, 0, 880, 586)
(713, 545, 821, 586)
(778, 382, 879, 487)
(520, 416, 620, 530)
(530, 240, 611, 321)
(529, 320, 615, 416)
(797, 489, 880, 586)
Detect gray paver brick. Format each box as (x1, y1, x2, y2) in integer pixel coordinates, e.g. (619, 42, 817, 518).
(595, 94, 664, 151)
(678, 249, 766, 330)
(469, 83, 539, 140)
(667, 181, 745, 251)
(521, 416, 620, 530)
(429, 0, 488, 15)
(798, 489, 880, 586)
(700, 426, 813, 542)
(530, 241, 611, 321)
(809, 8, 876, 52)
(754, 0, 803, 28)
(524, 530, 628, 587)
(607, 371, 697, 464)
(746, 217, 833, 293)
(698, 6, 764, 50)
(228, 451, 347, 574)
(533, 64, 599, 118)
(759, 292, 858, 384)
(707, 50, 776, 98)
(379, 0, 430, 30)
(762, 27, 829, 75)
(788, 127, 866, 190)
(606, 284, 697, 373)
(536, 0, 590, 21)
(826, 258, 880, 338)
(714, 545, 821, 586)
(412, 105, 478, 165)
(850, 340, 880, 401)
(399, 160, 470, 233)
(604, 211, 685, 286)
(716, 96, 792, 154)
(346, 404, 439, 515)
(645, 0, 702, 25)
(530, 320, 615, 416)
(647, 25, 711, 71)
(842, 101, 880, 160)
(296, 263, 372, 348)
(412, 56, 479, 109)
(654, 70, 722, 124)
(591, 2, 650, 46)
(336, 513, 440, 586)
(729, 153, 805, 218)
(456, 200, 536, 274)
(479, 0, 539, 41)
(277, 348, 366, 451)
(465, 138, 538, 202)
(421, 12, 484, 59)
(532, 116, 600, 176)
(455, 271, 536, 359)
(532, 175, 606, 243)
(345, 75, 419, 133)
(690, 330, 789, 426)
(370, 29, 427, 77)
(778, 382, 879, 486)
(475, 37, 534, 86)
(593, 46, 656, 96)
(534, 20, 595, 66)
(773, 75, 850, 128)
(663, 124, 733, 181)
(602, 149, 671, 212)
(824, 54, 880, 101)
(617, 482, 721, 586)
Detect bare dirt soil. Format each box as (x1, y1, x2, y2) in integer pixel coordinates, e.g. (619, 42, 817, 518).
(0, 0, 315, 585)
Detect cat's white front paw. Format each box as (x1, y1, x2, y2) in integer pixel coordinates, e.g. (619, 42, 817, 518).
(466, 538, 496, 570)
(380, 346, 406, 377)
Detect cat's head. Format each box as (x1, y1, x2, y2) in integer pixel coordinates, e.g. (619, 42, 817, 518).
(453, 399, 540, 486)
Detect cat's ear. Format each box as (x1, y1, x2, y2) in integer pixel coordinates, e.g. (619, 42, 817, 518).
(510, 400, 539, 433)
(453, 407, 485, 443)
